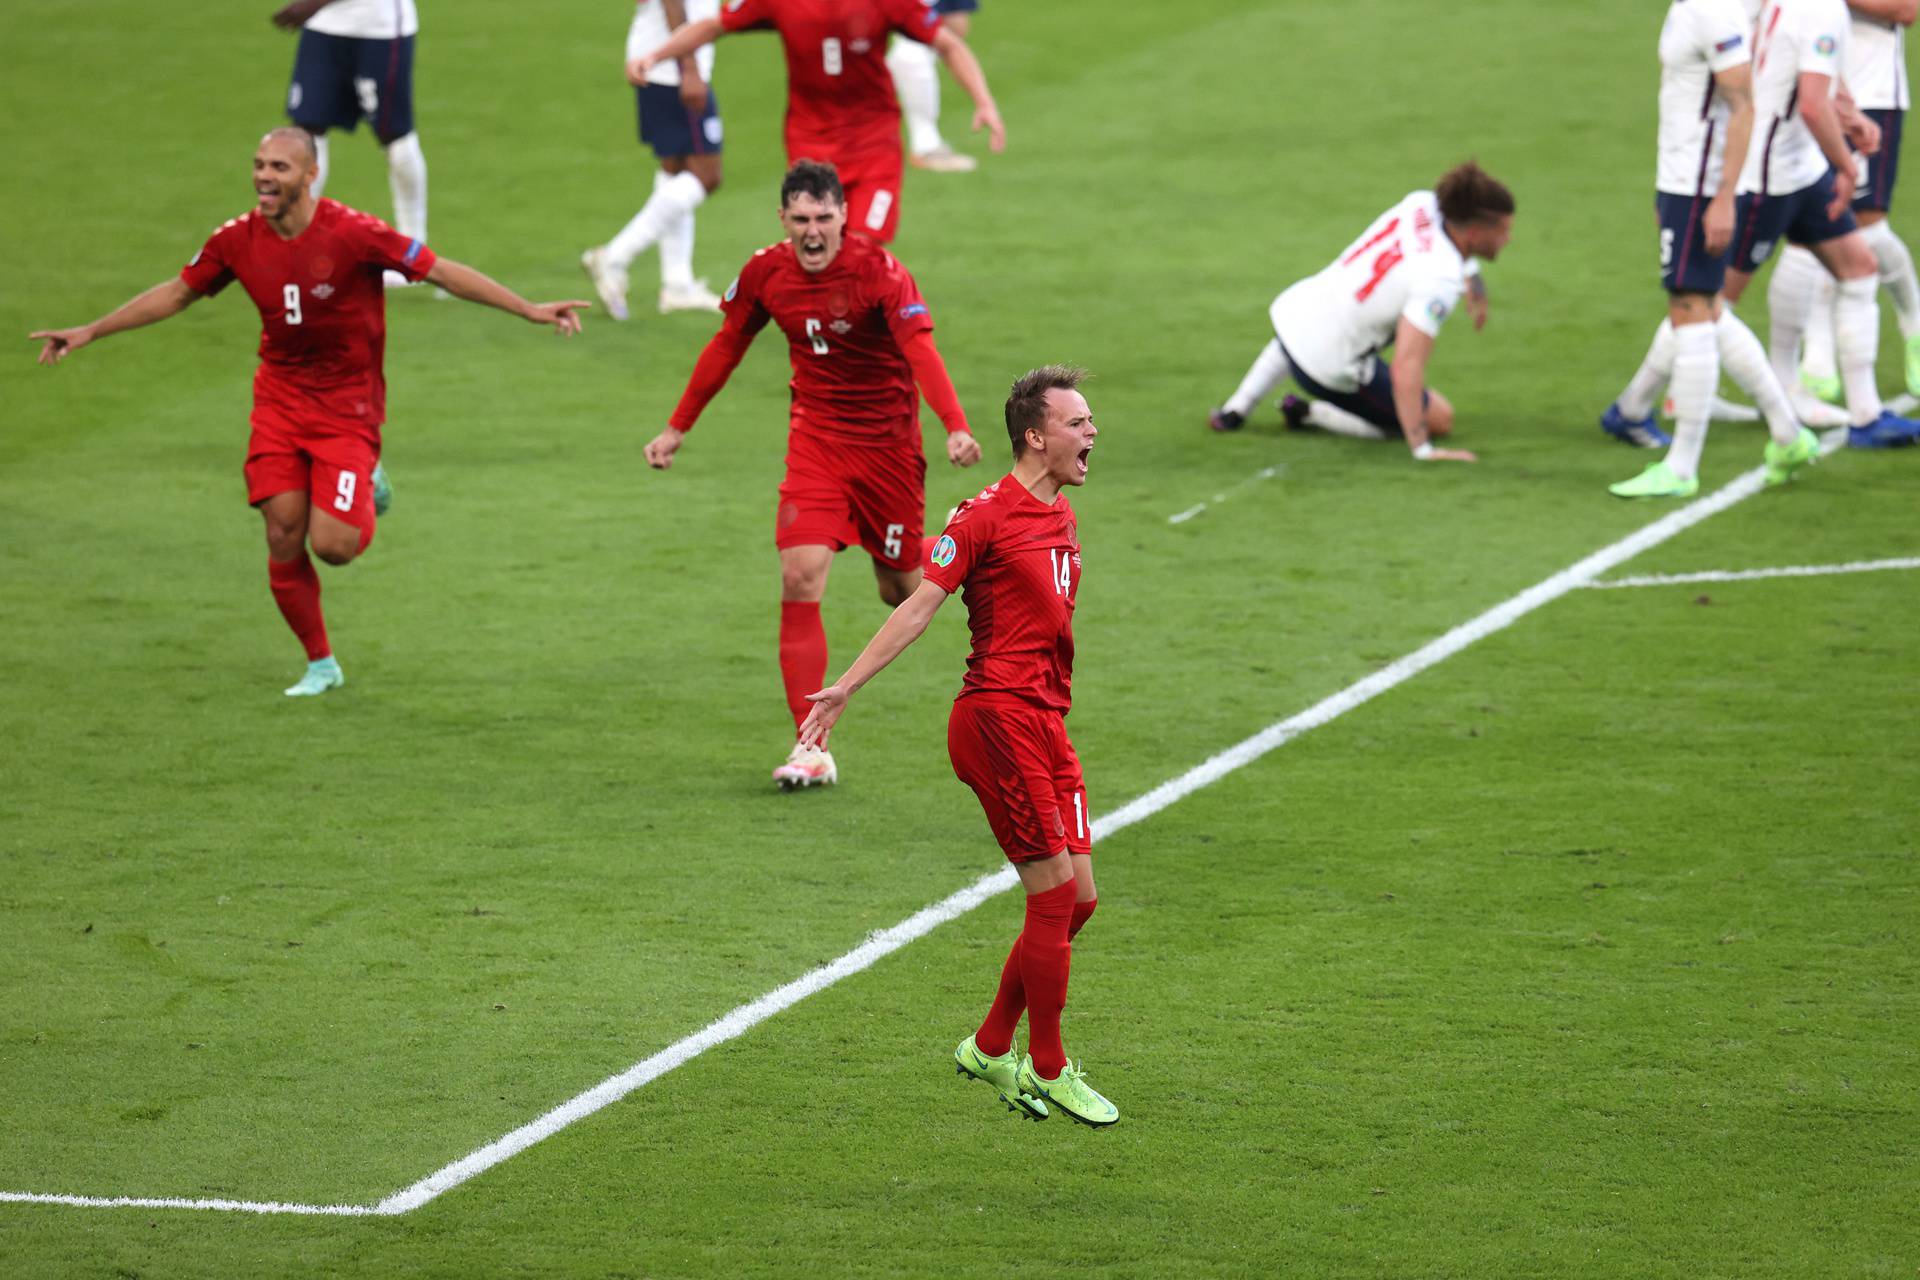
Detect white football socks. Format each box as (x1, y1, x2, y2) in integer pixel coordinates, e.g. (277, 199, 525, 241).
(1766, 245, 1824, 401)
(385, 132, 428, 242)
(1617, 319, 1675, 421)
(1797, 248, 1839, 384)
(1224, 339, 1291, 418)
(1664, 321, 1718, 480)
(609, 170, 708, 273)
(311, 133, 331, 198)
(887, 37, 944, 157)
(1715, 306, 1800, 446)
(1304, 400, 1389, 440)
(1862, 219, 1920, 338)
(659, 205, 697, 291)
(1834, 273, 1884, 425)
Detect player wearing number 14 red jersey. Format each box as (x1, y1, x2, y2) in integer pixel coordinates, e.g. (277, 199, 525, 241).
(798, 366, 1118, 1128)
(30, 128, 589, 696)
(645, 161, 982, 789)
(627, 0, 1006, 242)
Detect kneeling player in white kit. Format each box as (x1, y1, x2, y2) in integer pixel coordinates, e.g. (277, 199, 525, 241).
(1209, 161, 1515, 463)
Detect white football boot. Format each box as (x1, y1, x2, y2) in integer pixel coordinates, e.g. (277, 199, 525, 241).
(1790, 389, 1851, 429)
(773, 742, 838, 791)
(909, 147, 978, 173)
(579, 246, 632, 322)
(658, 279, 723, 314)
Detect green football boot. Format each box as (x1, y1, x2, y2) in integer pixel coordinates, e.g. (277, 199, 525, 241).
(1763, 426, 1821, 487)
(1016, 1055, 1118, 1128)
(954, 1035, 1048, 1120)
(285, 655, 344, 698)
(1906, 334, 1920, 398)
(1608, 460, 1699, 499)
(371, 463, 393, 516)
(1800, 366, 1844, 406)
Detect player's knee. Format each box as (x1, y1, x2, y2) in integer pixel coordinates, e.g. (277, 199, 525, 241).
(693, 159, 723, 193)
(876, 575, 915, 608)
(781, 564, 826, 600)
(1425, 393, 1455, 437)
(310, 527, 364, 566)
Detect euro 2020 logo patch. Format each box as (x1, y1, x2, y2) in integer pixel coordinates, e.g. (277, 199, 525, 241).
(930, 534, 957, 568)
(1815, 34, 1837, 55)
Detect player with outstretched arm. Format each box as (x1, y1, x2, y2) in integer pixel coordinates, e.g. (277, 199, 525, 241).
(30, 127, 589, 696)
(644, 161, 982, 790)
(798, 365, 1116, 1128)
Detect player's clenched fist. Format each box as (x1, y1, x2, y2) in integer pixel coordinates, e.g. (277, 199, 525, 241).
(644, 427, 686, 470)
(947, 430, 982, 467)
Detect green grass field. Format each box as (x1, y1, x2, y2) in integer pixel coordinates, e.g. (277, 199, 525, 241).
(3, 1, 1918, 1276)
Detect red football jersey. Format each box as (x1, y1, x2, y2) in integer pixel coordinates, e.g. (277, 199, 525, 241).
(924, 475, 1081, 713)
(710, 234, 934, 443)
(179, 198, 436, 433)
(720, 0, 941, 162)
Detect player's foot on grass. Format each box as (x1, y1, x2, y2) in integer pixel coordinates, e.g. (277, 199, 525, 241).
(1279, 394, 1310, 431)
(773, 742, 836, 791)
(1790, 389, 1852, 428)
(579, 246, 631, 322)
(1207, 407, 1244, 433)
(1016, 1055, 1118, 1128)
(1846, 410, 1920, 449)
(909, 147, 978, 173)
(658, 279, 723, 314)
(1800, 366, 1844, 406)
(372, 463, 393, 516)
(954, 1035, 1048, 1121)
(1763, 426, 1820, 486)
(1608, 460, 1698, 499)
(1599, 403, 1671, 448)
(285, 656, 344, 698)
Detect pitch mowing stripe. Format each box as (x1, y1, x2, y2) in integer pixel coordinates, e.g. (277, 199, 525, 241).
(1586, 555, 1920, 589)
(0, 436, 1842, 1217)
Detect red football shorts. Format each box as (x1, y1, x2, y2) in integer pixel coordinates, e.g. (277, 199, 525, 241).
(948, 694, 1091, 863)
(244, 397, 380, 549)
(776, 428, 926, 571)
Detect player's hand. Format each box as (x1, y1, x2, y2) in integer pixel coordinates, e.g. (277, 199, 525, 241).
(679, 73, 710, 113)
(1827, 166, 1858, 221)
(644, 427, 687, 470)
(271, 0, 330, 30)
(1465, 282, 1490, 332)
(1703, 194, 1736, 258)
(798, 685, 849, 749)
(946, 430, 982, 467)
(1417, 447, 1478, 463)
(526, 300, 590, 336)
(30, 326, 94, 365)
(1846, 116, 1882, 157)
(626, 55, 657, 87)
(973, 104, 1007, 153)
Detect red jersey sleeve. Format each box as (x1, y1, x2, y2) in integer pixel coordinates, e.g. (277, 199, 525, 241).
(872, 251, 935, 347)
(719, 0, 778, 33)
(884, 0, 942, 44)
(179, 224, 238, 296)
(341, 209, 437, 283)
(923, 490, 999, 594)
(718, 251, 775, 338)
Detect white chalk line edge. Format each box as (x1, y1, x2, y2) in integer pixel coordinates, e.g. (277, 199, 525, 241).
(0, 434, 1850, 1218)
(1586, 555, 1920, 589)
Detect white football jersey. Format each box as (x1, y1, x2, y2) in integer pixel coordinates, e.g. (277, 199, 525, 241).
(1269, 191, 1468, 393)
(1845, 12, 1909, 111)
(1739, 0, 1850, 195)
(305, 0, 419, 39)
(628, 0, 719, 87)
(1657, 0, 1755, 196)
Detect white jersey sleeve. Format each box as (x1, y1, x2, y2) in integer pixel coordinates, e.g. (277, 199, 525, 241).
(628, 0, 719, 86)
(305, 0, 420, 39)
(1400, 257, 1465, 340)
(1845, 14, 1909, 112)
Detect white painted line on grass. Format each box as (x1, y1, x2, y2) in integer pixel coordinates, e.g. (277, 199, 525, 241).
(2, 434, 1843, 1218)
(0, 1191, 373, 1216)
(1167, 465, 1281, 523)
(1586, 556, 1920, 590)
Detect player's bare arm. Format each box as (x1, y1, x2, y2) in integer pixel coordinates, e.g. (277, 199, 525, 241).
(797, 579, 950, 748)
(660, 0, 710, 112)
(1390, 321, 1475, 463)
(271, 0, 335, 31)
(423, 259, 590, 335)
(929, 27, 1006, 152)
(1846, 0, 1918, 26)
(1464, 272, 1490, 331)
(1796, 72, 1865, 217)
(1836, 84, 1883, 156)
(628, 17, 724, 86)
(30, 277, 200, 366)
(1704, 64, 1756, 257)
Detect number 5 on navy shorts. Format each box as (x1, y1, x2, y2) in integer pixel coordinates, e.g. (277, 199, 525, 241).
(286, 30, 417, 143)
(1656, 192, 1730, 295)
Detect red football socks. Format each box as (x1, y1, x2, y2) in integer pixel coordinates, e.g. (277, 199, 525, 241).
(973, 936, 1025, 1058)
(778, 600, 828, 731)
(1070, 896, 1098, 940)
(267, 553, 330, 661)
(1014, 878, 1077, 1079)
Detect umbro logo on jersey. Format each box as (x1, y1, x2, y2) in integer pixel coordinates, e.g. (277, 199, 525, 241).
(829, 319, 852, 334)
(311, 284, 335, 300)
(850, 38, 871, 53)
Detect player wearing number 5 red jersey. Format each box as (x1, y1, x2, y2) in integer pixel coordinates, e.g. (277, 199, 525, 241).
(30, 128, 589, 696)
(1208, 162, 1516, 462)
(645, 161, 982, 789)
(627, 0, 1006, 242)
(798, 366, 1117, 1128)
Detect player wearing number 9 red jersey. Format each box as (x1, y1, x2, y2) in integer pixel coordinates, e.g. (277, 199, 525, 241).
(30, 128, 590, 696)
(627, 0, 1006, 242)
(645, 161, 982, 790)
(797, 366, 1118, 1129)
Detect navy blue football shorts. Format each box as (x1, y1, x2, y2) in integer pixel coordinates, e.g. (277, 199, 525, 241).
(636, 83, 723, 159)
(1280, 341, 1427, 435)
(1732, 168, 1859, 273)
(1656, 191, 1732, 295)
(286, 30, 416, 142)
(1853, 108, 1904, 213)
